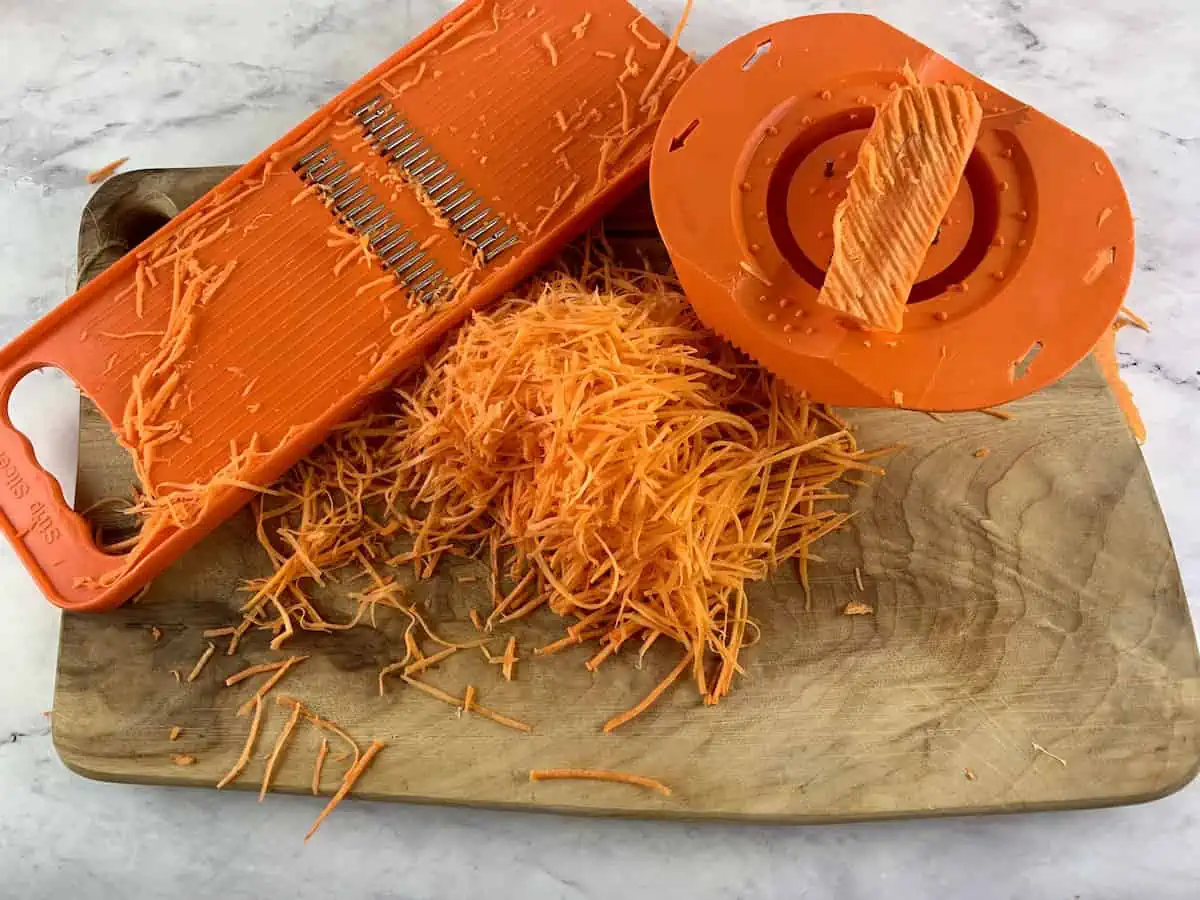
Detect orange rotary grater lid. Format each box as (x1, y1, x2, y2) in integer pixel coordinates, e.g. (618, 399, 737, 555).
(0, 0, 695, 612)
(650, 13, 1135, 410)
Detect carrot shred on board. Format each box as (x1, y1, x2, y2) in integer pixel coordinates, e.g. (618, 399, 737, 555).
(530, 767, 672, 796)
(980, 407, 1014, 421)
(502, 636, 518, 681)
(186, 642, 216, 683)
(225, 658, 293, 687)
(259, 699, 304, 801)
(86, 156, 129, 184)
(604, 650, 693, 734)
(168, 726, 183, 741)
(471, 701, 533, 734)
(312, 737, 330, 796)
(403, 645, 459, 677)
(305, 740, 385, 842)
(217, 695, 264, 789)
(236, 656, 308, 717)
(172, 754, 198, 767)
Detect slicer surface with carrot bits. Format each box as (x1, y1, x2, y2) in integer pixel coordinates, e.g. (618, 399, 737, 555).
(0, 0, 695, 612)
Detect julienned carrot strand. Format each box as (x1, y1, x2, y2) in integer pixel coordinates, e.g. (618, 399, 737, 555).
(312, 738, 330, 796)
(304, 741, 385, 842)
(259, 699, 303, 801)
(217, 695, 264, 790)
(530, 767, 672, 796)
(603, 650, 694, 734)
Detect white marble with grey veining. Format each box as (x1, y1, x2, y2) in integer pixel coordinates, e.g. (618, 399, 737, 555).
(1, 1, 1197, 897)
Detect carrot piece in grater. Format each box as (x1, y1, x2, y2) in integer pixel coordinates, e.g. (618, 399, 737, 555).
(817, 77, 982, 332)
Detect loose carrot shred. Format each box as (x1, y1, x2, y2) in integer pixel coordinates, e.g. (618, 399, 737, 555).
(218, 695, 264, 789)
(312, 737, 330, 796)
(236, 656, 308, 717)
(169, 726, 183, 742)
(502, 636, 518, 681)
(604, 650, 693, 734)
(259, 699, 304, 801)
(225, 658, 292, 687)
(86, 156, 129, 184)
(980, 407, 1014, 421)
(305, 740, 385, 842)
(186, 642, 216, 683)
(171, 754, 198, 767)
(403, 645, 459, 677)
(530, 767, 672, 796)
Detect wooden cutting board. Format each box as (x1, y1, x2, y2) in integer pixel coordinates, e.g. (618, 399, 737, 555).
(52, 167, 1199, 821)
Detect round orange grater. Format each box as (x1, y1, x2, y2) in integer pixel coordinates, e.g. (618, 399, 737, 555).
(649, 13, 1135, 410)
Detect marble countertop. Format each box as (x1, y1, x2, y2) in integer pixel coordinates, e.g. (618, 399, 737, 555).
(1, 0, 1197, 896)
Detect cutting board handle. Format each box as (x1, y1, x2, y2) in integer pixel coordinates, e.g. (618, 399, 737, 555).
(0, 360, 124, 612)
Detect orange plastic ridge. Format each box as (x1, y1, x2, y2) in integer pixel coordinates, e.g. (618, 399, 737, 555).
(0, 0, 696, 612)
(650, 13, 1135, 410)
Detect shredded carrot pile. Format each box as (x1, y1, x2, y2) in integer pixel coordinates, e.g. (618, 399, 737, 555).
(213, 250, 876, 733)
(385, 262, 875, 722)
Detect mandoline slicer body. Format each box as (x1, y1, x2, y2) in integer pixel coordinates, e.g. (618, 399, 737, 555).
(0, 0, 695, 611)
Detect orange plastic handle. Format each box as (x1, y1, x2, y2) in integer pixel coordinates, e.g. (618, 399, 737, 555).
(0, 358, 125, 612)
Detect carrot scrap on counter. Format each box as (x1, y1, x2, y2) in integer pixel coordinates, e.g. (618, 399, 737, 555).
(530, 767, 672, 797)
(1094, 321, 1146, 443)
(86, 156, 129, 184)
(844, 601, 874, 616)
(171, 754, 198, 767)
(168, 726, 183, 742)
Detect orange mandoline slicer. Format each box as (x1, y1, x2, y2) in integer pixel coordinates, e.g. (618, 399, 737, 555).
(650, 14, 1135, 411)
(0, 0, 694, 612)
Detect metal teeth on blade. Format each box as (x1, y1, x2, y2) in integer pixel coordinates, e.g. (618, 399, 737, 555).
(329, 178, 361, 203)
(352, 96, 382, 117)
(359, 102, 393, 128)
(484, 235, 520, 263)
(352, 112, 521, 266)
(294, 142, 330, 170)
(393, 252, 428, 278)
(403, 260, 437, 285)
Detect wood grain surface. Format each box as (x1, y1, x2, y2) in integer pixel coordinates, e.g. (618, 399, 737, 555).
(52, 167, 1199, 821)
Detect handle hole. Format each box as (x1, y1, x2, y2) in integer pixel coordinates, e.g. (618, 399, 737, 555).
(5, 368, 142, 557)
(75, 397, 144, 556)
(6, 367, 78, 504)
